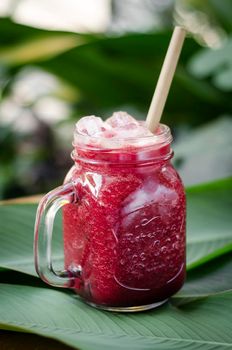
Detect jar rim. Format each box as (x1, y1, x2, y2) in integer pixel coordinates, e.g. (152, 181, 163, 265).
(72, 123, 173, 165)
(73, 122, 172, 150)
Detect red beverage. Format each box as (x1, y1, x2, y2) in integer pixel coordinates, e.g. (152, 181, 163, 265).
(63, 115, 186, 310)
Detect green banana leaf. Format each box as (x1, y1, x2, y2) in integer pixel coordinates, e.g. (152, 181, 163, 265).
(176, 253, 232, 299)
(0, 203, 62, 276)
(0, 284, 232, 350)
(185, 177, 232, 269)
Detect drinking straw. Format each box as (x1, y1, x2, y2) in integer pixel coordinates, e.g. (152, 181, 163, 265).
(146, 26, 186, 132)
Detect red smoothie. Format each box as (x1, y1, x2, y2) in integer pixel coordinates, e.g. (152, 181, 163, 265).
(63, 115, 186, 309)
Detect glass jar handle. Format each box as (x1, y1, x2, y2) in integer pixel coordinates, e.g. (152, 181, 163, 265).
(34, 182, 80, 288)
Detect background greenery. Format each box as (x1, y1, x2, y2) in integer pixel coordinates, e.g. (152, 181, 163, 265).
(0, 0, 232, 199)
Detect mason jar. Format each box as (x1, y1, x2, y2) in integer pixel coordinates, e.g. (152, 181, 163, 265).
(34, 122, 186, 312)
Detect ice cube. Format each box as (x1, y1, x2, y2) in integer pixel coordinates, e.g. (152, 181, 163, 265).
(76, 116, 111, 136)
(136, 126, 154, 137)
(75, 113, 154, 150)
(106, 111, 139, 128)
(113, 124, 153, 139)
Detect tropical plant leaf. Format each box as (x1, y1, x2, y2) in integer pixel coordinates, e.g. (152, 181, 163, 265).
(0, 283, 232, 350)
(0, 178, 232, 277)
(186, 178, 232, 269)
(0, 17, 92, 49)
(177, 253, 232, 299)
(0, 35, 84, 65)
(38, 33, 227, 122)
(0, 18, 228, 124)
(0, 204, 63, 276)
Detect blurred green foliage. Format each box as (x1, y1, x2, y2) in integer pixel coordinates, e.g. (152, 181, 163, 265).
(188, 38, 232, 90)
(0, 0, 232, 199)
